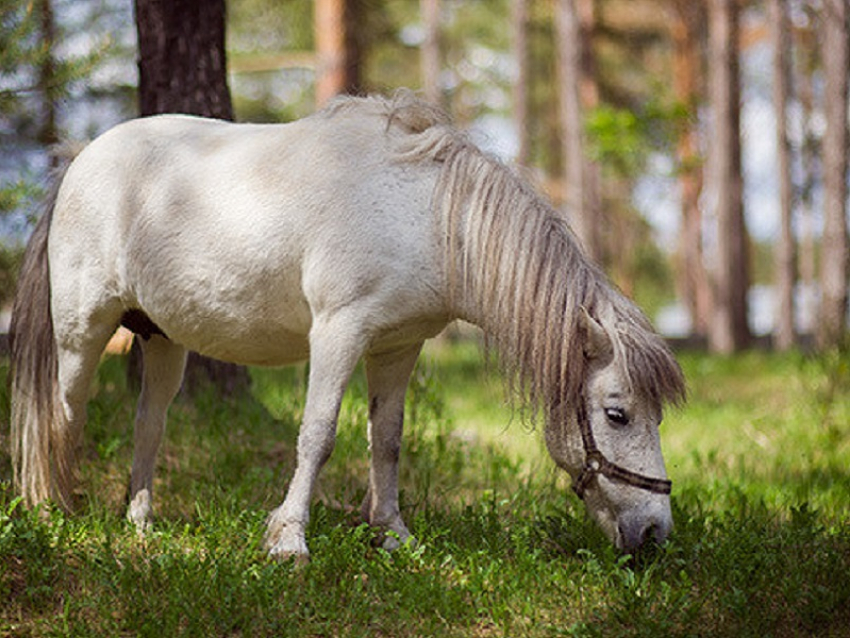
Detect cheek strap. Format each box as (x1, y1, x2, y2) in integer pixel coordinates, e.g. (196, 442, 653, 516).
(572, 400, 672, 500)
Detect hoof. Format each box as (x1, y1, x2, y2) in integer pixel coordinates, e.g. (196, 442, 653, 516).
(266, 538, 310, 566)
(381, 533, 402, 552)
(271, 550, 310, 567)
(264, 508, 310, 564)
(374, 526, 416, 552)
(127, 489, 153, 535)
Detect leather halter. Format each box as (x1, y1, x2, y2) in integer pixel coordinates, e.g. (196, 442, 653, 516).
(571, 399, 672, 500)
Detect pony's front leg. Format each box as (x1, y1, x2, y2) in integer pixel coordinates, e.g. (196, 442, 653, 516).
(360, 344, 423, 550)
(264, 321, 364, 562)
(127, 336, 187, 531)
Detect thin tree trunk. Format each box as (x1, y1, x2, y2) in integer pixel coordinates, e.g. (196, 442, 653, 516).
(421, 0, 442, 106)
(38, 0, 58, 150)
(796, 21, 818, 339)
(818, 0, 849, 348)
(770, 0, 796, 350)
(315, 0, 362, 106)
(669, 0, 710, 338)
(512, 0, 530, 166)
(555, 0, 584, 226)
(707, 0, 750, 353)
(555, 0, 601, 261)
(576, 0, 602, 263)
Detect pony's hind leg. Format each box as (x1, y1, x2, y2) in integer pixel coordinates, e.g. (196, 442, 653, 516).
(361, 344, 423, 550)
(127, 335, 187, 531)
(53, 319, 119, 510)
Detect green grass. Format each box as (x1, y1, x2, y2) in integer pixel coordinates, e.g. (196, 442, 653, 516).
(1, 343, 849, 636)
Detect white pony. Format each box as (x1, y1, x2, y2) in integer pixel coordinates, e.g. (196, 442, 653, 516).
(10, 93, 685, 560)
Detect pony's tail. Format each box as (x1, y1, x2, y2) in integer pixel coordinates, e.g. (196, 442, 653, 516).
(10, 153, 77, 510)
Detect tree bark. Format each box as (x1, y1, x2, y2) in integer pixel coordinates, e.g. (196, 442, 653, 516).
(135, 0, 233, 120)
(770, 0, 796, 350)
(555, 0, 601, 261)
(512, 0, 530, 166)
(133, 0, 249, 396)
(796, 19, 818, 339)
(706, 0, 750, 353)
(315, 0, 362, 106)
(38, 0, 59, 150)
(669, 0, 711, 338)
(421, 0, 442, 106)
(818, 0, 849, 348)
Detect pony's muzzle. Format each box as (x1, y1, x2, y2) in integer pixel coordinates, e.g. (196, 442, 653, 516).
(617, 506, 673, 552)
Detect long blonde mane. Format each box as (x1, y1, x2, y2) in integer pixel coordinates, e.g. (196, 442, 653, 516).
(328, 92, 686, 416)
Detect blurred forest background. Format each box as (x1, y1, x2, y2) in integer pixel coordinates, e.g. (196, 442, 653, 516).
(1, 0, 848, 354)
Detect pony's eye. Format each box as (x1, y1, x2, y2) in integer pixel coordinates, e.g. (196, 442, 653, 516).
(604, 407, 630, 426)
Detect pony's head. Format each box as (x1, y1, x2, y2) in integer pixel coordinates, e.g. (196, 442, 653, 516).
(545, 308, 685, 551)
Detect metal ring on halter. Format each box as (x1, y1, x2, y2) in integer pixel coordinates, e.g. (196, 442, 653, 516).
(571, 397, 672, 500)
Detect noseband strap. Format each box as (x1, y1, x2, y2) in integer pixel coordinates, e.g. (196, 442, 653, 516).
(572, 401, 672, 500)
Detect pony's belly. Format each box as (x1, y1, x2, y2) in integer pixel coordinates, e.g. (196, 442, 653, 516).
(183, 325, 311, 367)
(149, 297, 313, 367)
(132, 269, 314, 366)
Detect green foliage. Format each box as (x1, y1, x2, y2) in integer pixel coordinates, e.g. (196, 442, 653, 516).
(0, 177, 37, 302)
(227, 0, 315, 122)
(229, 0, 313, 53)
(1, 347, 849, 636)
(585, 99, 687, 179)
(0, 0, 110, 132)
(0, 180, 41, 218)
(0, 0, 41, 111)
(0, 243, 23, 306)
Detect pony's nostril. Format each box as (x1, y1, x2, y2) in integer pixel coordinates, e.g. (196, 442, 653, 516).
(619, 520, 662, 552)
(617, 506, 673, 552)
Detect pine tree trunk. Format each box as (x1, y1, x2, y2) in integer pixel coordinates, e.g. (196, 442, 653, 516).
(555, 0, 601, 262)
(421, 0, 442, 106)
(132, 0, 249, 396)
(38, 0, 58, 150)
(818, 0, 849, 349)
(707, 0, 750, 353)
(770, 0, 796, 350)
(512, 0, 530, 166)
(796, 23, 818, 340)
(669, 0, 711, 339)
(315, 0, 362, 106)
(135, 0, 233, 120)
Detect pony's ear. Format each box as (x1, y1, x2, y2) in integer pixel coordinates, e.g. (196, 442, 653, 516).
(579, 307, 613, 361)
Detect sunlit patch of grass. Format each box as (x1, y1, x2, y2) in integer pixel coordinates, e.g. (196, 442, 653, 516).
(422, 334, 551, 470)
(665, 351, 850, 523)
